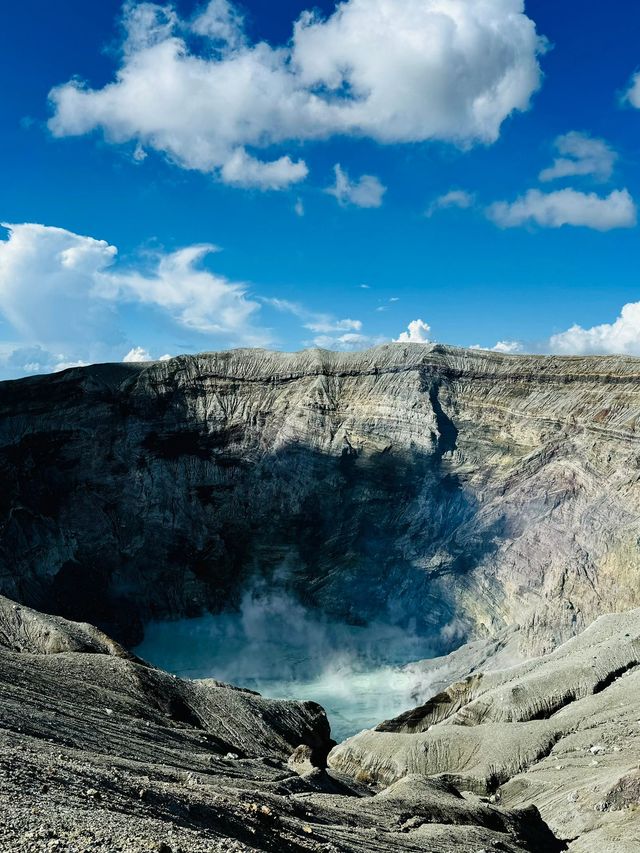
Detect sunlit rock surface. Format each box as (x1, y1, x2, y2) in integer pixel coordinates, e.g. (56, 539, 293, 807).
(329, 608, 640, 851)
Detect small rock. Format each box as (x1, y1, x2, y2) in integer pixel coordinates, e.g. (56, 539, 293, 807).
(288, 744, 321, 775)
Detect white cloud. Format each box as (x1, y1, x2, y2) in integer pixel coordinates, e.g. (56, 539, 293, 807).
(191, 0, 246, 49)
(265, 297, 386, 351)
(539, 132, 616, 183)
(48, 0, 545, 189)
(0, 222, 119, 353)
(294, 197, 305, 217)
(96, 243, 268, 341)
(547, 301, 640, 355)
(487, 188, 637, 231)
(471, 341, 522, 353)
(310, 332, 386, 351)
(426, 189, 474, 216)
(54, 358, 90, 371)
(123, 346, 152, 362)
(470, 305, 640, 357)
(623, 70, 640, 109)
(326, 164, 386, 208)
(132, 142, 147, 162)
(491, 340, 523, 353)
(266, 297, 362, 334)
(219, 149, 307, 190)
(395, 319, 432, 343)
(0, 222, 271, 376)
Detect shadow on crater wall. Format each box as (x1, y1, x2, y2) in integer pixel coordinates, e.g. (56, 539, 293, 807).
(0, 362, 502, 649)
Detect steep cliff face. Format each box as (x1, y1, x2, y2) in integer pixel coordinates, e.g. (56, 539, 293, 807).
(1, 343, 639, 651)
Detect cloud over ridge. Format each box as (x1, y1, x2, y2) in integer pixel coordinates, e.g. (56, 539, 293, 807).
(0, 221, 270, 375)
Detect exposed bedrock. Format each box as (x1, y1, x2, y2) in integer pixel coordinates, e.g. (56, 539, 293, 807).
(1, 343, 640, 651)
(329, 608, 640, 850)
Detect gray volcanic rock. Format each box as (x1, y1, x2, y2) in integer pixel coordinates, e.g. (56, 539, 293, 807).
(329, 608, 640, 851)
(0, 596, 564, 852)
(1, 343, 640, 654)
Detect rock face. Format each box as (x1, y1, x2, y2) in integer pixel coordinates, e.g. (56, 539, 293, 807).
(1, 343, 640, 651)
(0, 595, 564, 852)
(329, 608, 640, 851)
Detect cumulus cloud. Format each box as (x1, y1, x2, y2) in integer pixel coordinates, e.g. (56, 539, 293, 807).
(123, 346, 172, 362)
(470, 305, 640, 357)
(623, 70, 640, 109)
(326, 165, 386, 208)
(426, 189, 475, 216)
(0, 222, 271, 377)
(191, 0, 246, 49)
(219, 150, 308, 190)
(547, 301, 640, 355)
(0, 222, 120, 354)
(48, 0, 545, 188)
(539, 132, 616, 183)
(395, 319, 432, 344)
(123, 346, 152, 362)
(491, 340, 523, 353)
(487, 188, 637, 231)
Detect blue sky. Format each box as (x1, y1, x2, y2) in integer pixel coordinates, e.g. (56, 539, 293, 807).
(1, 0, 640, 376)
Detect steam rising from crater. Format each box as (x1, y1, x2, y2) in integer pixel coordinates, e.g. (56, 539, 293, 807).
(135, 582, 446, 740)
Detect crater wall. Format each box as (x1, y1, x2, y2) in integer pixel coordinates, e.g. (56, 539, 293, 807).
(1, 343, 639, 652)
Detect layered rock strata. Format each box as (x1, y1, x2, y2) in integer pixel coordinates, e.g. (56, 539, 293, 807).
(1, 343, 640, 654)
(330, 608, 640, 851)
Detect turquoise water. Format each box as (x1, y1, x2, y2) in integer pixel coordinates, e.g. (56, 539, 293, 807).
(134, 589, 438, 741)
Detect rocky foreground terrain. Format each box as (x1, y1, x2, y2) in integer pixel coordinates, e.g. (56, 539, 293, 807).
(2, 595, 640, 851)
(2, 343, 640, 655)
